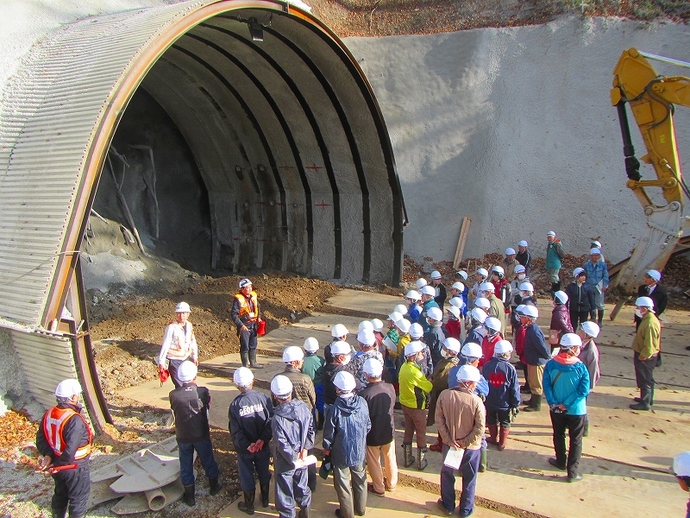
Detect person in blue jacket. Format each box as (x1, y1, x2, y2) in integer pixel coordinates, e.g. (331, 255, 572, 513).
(483, 340, 520, 451)
(271, 375, 314, 518)
(521, 305, 551, 412)
(323, 371, 371, 518)
(543, 333, 590, 482)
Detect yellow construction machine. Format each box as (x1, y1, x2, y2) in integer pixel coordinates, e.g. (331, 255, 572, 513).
(608, 48, 690, 316)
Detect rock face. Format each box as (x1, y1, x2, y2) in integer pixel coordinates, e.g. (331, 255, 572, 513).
(345, 17, 690, 264)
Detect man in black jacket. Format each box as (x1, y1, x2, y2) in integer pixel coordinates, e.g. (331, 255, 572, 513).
(170, 361, 222, 506)
(229, 367, 273, 514)
(636, 269, 668, 330)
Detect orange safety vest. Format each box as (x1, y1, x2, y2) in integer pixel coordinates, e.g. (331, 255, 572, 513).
(42, 407, 93, 460)
(234, 291, 259, 322)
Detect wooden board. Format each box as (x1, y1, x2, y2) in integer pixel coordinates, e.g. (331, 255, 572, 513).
(453, 217, 471, 269)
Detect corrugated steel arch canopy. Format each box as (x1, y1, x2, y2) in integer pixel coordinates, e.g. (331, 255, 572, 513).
(0, 0, 404, 329)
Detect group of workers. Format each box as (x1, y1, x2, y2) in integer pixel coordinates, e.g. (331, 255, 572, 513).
(35, 231, 674, 517)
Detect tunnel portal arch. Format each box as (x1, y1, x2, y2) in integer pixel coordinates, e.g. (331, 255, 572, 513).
(0, 0, 404, 428)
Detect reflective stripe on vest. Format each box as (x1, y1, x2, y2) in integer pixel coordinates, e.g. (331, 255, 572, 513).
(42, 407, 93, 460)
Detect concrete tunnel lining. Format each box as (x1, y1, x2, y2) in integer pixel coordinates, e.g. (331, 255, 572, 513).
(0, 0, 404, 427)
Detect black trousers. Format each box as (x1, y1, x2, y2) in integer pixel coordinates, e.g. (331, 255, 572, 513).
(52, 462, 90, 516)
(570, 311, 589, 331)
(633, 352, 657, 392)
(486, 408, 511, 428)
(550, 412, 586, 478)
(239, 323, 258, 354)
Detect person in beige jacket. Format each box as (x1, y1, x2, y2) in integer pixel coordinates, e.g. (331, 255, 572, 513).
(435, 365, 486, 517)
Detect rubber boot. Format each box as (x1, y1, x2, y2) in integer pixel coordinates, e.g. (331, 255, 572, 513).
(583, 418, 589, 438)
(260, 482, 270, 508)
(597, 310, 604, 328)
(417, 447, 428, 471)
(650, 381, 655, 405)
(402, 443, 415, 468)
(298, 506, 310, 518)
(209, 476, 223, 496)
(629, 389, 651, 410)
(240, 352, 249, 368)
(51, 509, 67, 518)
(486, 424, 499, 445)
(523, 394, 542, 412)
(479, 448, 488, 472)
(183, 483, 196, 507)
(498, 427, 510, 451)
(317, 411, 324, 431)
(249, 350, 262, 369)
(429, 433, 443, 452)
(238, 491, 255, 515)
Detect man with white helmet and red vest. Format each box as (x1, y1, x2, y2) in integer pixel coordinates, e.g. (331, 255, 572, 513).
(231, 279, 262, 369)
(36, 379, 93, 518)
(629, 296, 661, 411)
(158, 301, 198, 388)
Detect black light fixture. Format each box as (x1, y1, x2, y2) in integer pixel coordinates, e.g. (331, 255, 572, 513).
(248, 18, 263, 42)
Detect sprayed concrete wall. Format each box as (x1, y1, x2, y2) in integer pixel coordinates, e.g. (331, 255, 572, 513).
(346, 17, 690, 265)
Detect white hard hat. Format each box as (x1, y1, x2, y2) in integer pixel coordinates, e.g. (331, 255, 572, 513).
(415, 278, 428, 289)
(635, 296, 655, 310)
(484, 316, 502, 333)
(331, 323, 349, 338)
(521, 305, 539, 319)
(395, 318, 411, 334)
(239, 278, 253, 288)
(515, 304, 526, 315)
(283, 345, 304, 363)
(427, 307, 443, 321)
(518, 240, 528, 247)
(579, 321, 600, 338)
(388, 311, 403, 323)
(430, 270, 442, 280)
(371, 318, 384, 333)
(357, 329, 376, 347)
(674, 452, 690, 477)
(447, 305, 461, 319)
(409, 323, 424, 339)
(519, 281, 534, 292)
(474, 297, 491, 311)
(233, 367, 254, 387)
(175, 301, 191, 313)
(55, 379, 83, 398)
(560, 333, 583, 349)
(461, 342, 483, 360)
(456, 364, 480, 383)
(491, 266, 505, 276)
(358, 320, 374, 332)
(514, 265, 526, 274)
(554, 291, 569, 304)
(505, 248, 516, 256)
(363, 358, 384, 378)
(451, 281, 465, 291)
(404, 340, 425, 357)
(394, 304, 408, 315)
(590, 247, 601, 255)
(303, 337, 319, 353)
(591, 240, 602, 249)
(405, 290, 421, 301)
(479, 282, 494, 293)
(271, 375, 293, 398)
(443, 337, 461, 354)
(470, 308, 487, 324)
(573, 267, 585, 277)
(331, 340, 351, 355)
(476, 268, 488, 278)
(449, 296, 465, 309)
(178, 361, 198, 383)
(333, 371, 357, 392)
(547, 231, 556, 237)
(456, 270, 468, 281)
(420, 285, 436, 297)
(494, 340, 513, 355)
(646, 269, 661, 282)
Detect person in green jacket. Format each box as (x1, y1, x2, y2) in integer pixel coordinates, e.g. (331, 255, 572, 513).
(629, 297, 661, 411)
(398, 341, 433, 471)
(302, 337, 325, 430)
(545, 231, 565, 296)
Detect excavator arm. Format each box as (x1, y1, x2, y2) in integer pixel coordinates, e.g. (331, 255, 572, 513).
(609, 48, 690, 296)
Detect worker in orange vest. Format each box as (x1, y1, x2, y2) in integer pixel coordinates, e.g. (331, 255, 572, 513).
(231, 278, 262, 368)
(36, 379, 93, 518)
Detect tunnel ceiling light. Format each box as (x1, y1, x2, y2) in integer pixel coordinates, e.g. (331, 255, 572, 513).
(248, 18, 264, 42)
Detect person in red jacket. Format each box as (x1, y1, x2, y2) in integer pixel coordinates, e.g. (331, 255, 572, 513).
(479, 317, 503, 369)
(444, 305, 462, 340)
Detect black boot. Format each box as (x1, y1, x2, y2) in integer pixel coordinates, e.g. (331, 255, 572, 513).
(523, 394, 542, 412)
(183, 483, 196, 507)
(249, 350, 262, 369)
(238, 491, 255, 515)
(260, 482, 270, 508)
(630, 389, 651, 410)
(240, 352, 249, 368)
(51, 509, 67, 518)
(209, 476, 223, 496)
(402, 443, 415, 468)
(298, 506, 310, 518)
(597, 310, 604, 328)
(317, 411, 324, 431)
(417, 447, 428, 471)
